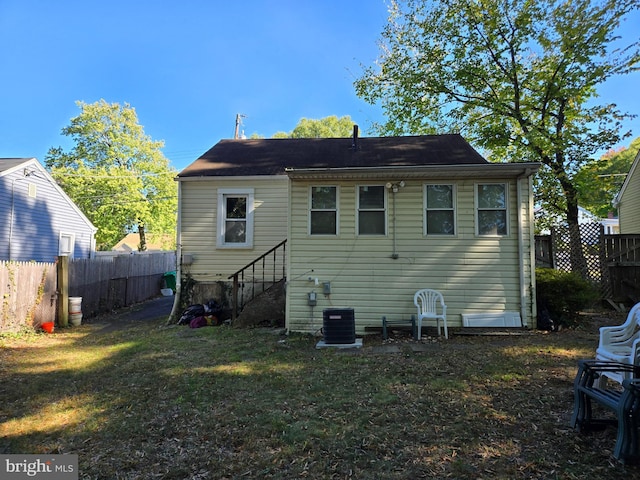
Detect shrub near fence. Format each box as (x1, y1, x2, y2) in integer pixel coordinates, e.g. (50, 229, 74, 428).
(535, 225, 640, 304)
(0, 261, 57, 332)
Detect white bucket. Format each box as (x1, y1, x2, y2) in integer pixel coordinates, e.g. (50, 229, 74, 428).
(69, 297, 83, 326)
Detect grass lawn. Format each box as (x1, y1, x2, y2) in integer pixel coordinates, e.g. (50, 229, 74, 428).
(0, 311, 636, 479)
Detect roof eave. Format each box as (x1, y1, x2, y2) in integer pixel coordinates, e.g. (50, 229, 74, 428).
(285, 162, 541, 180)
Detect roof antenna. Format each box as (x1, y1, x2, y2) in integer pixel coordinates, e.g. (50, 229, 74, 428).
(234, 113, 247, 139)
(351, 124, 359, 150)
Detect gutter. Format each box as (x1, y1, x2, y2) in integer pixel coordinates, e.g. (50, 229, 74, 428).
(285, 162, 542, 180)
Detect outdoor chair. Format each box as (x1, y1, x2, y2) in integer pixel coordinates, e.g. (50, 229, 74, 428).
(595, 302, 640, 385)
(413, 288, 448, 339)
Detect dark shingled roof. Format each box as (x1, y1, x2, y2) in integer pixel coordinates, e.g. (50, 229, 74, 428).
(0, 158, 35, 174)
(177, 134, 488, 178)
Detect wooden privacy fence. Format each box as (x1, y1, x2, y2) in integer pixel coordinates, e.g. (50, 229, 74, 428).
(604, 235, 640, 304)
(0, 252, 176, 332)
(535, 224, 640, 304)
(0, 261, 57, 332)
(69, 252, 176, 318)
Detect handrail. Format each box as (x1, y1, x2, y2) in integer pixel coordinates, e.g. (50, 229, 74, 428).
(227, 239, 287, 322)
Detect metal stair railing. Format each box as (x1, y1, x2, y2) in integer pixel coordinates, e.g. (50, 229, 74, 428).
(227, 239, 287, 323)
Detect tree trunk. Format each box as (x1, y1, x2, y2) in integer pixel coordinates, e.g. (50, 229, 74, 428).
(137, 224, 147, 252)
(564, 185, 588, 279)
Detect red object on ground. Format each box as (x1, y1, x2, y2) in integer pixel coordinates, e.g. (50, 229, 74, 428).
(41, 322, 55, 333)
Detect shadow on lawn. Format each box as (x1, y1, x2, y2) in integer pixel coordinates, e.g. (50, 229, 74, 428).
(1, 313, 636, 479)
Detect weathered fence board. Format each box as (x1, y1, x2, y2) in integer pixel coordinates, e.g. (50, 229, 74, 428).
(70, 252, 176, 318)
(603, 235, 640, 303)
(604, 235, 640, 264)
(0, 252, 176, 332)
(534, 235, 554, 268)
(0, 261, 57, 332)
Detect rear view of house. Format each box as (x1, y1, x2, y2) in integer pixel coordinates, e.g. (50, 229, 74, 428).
(0, 158, 96, 262)
(176, 131, 540, 334)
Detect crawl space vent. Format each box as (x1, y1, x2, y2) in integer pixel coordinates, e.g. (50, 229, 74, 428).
(462, 312, 522, 328)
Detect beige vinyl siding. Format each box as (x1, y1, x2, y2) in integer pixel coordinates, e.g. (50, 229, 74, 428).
(180, 176, 289, 282)
(286, 177, 535, 334)
(618, 164, 640, 233)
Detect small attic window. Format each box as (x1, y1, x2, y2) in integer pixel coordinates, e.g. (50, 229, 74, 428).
(28, 183, 37, 198)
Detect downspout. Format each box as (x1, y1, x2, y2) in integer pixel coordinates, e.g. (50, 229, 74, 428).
(386, 181, 404, 259)
(391, 188, 398, 259)
(167, 179, 182, 324)
(516, 171, 533, 328)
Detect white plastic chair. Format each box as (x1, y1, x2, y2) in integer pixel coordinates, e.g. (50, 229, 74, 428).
(414, 289, 448, 339)
(595, 302, 640, 385)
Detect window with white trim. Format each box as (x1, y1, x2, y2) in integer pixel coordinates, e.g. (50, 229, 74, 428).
(310, 186, 338, 235)
(425, 184, 455, 235)
(59, 232, 75, 257)
(358, 185, 386, 235)
(476, 183, 508, 235)
(217, 188, 254, 248)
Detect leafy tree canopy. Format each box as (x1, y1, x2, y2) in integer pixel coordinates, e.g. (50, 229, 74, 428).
(45, 100, 177, 251)
(273, 115, 355, 138)
(355, 0, 639, 229)
(574, 136, 640, 218)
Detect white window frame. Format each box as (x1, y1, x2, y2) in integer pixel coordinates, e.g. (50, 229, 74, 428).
(217, 188, 254, 248)
(424, 183, 456, 236)
(309, 186, 339, 236)
(59, 232, 75, 257)
(475, 183, 509, 236)
(357, 184, 387, 236)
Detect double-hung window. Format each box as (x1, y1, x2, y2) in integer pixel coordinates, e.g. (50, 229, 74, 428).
(425, 184, 455, 235)
(310, 186, 338, 235)
(217, 188, 254, 248)
(476, 183, 508, 235)
(358, 185, 386, 235)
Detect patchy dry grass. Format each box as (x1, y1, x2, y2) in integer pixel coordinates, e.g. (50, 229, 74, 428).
(0, 312, 636, 479)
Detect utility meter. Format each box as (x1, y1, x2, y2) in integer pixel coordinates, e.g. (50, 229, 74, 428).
(307, 291, 317, 306)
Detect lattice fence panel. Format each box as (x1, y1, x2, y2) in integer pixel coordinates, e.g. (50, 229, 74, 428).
(552, 223, 607, 289)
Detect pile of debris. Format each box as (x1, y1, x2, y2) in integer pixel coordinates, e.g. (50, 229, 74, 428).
(177, 299, 225, 328)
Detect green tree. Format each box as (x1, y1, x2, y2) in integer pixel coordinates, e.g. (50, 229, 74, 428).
(45, 100, 177, 251)
(574, 136, 640, 218)
(273, 115, 355, 138)
(355, 0, 639, 261)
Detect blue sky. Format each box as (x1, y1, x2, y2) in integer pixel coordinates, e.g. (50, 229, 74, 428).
(1, 0, 638, 172)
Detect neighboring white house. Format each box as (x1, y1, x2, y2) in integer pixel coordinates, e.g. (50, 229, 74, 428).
(536, 206, 619, 234)
(175, 131, 540, 334)
(0, 158, 96, 262)
(614, 148, 640, 234)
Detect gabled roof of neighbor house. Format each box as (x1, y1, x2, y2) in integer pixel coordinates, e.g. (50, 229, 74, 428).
(0, 157, 97, 232)
(178, 134, 491, 176)
(0, 157, 38, 175)
(112, 233, 174, 252)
